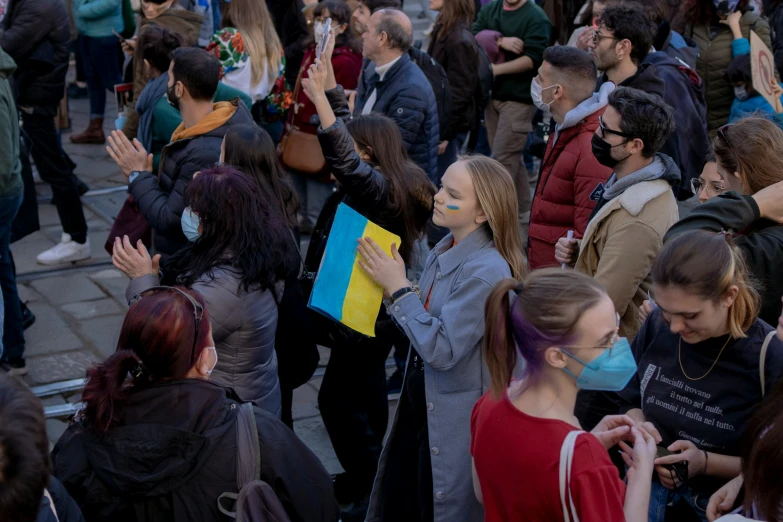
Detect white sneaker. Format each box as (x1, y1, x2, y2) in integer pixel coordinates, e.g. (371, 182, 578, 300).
(36, 233, 91, 265)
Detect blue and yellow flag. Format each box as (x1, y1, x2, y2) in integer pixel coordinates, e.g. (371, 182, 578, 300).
(308, 203, 401, 337)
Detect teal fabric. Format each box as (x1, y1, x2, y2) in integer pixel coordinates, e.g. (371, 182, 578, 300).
(73, 0, 124, 37)
(150, 84, 252, 172)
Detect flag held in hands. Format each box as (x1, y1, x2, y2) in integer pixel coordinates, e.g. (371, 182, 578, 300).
(308, 203, 401, 337)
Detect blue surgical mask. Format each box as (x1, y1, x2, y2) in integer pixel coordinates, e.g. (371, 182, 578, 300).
(181, 207, 201, 242)
(562, 337, 637, 391)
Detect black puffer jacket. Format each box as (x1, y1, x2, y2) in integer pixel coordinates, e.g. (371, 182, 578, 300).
(354, 52, 439, 181)
(51, 379, 339, 522)
(427, 22, 480, 141)
(306, 86, 434, 274)
(0, 0, 70, 113)
(129, 98, 253, 257)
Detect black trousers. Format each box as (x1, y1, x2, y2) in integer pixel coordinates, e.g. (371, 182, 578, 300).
(318, 335, 392, 499)
(21, 112, 88, 243)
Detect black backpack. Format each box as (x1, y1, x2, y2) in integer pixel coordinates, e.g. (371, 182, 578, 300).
(476, 44, 493, 113)
(218, 403, 292, 522)
(409, 45, 452, 140)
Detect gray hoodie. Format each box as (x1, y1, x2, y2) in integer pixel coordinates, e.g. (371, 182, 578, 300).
(0, 48, 21, 199)
(551, 81, 615, 148)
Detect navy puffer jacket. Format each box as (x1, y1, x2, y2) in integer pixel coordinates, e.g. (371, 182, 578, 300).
(354, 52, 439, 181)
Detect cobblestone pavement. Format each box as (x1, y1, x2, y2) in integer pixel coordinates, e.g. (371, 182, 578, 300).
(16, 0, 432, 473)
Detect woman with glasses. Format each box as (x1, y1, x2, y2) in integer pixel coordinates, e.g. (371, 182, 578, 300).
(111, 166, 299, 416)
(50, 286, 339, 522)
(665, 116, 783, 326)
(617, 230, 783, 522)
(472, 269, 658, 522)
(690, 153, 725, 204)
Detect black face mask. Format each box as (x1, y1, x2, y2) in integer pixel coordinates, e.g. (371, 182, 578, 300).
(591, 133, 630, 169)
(166, 83, 180, 111)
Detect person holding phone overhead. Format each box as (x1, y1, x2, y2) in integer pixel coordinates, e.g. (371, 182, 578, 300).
(282, 0, 362, 233)
(302, 47, 434, 522)
(616, 230, 783, 522)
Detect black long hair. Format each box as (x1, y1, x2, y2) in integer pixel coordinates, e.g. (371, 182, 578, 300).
(346, 114, 435, 264)
(223, 125, 300, 229)
(178, 166, 299, 291)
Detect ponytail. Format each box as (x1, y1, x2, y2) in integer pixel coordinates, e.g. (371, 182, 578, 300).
(83, 350, 149, 433)
(483, 270, 606, 398)
(483, 279, 521, 398)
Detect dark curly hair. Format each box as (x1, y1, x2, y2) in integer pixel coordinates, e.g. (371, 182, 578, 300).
(178, 166, 299, 292)
(598, 2, 656, 65)
(609, 86, 676, 158)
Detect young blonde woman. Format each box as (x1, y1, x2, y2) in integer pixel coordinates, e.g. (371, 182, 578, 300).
(207, 0, 287, 136)
(357, 155, 527, 522)
(618, 230, 783, 522)
(473, 269, 657, 522)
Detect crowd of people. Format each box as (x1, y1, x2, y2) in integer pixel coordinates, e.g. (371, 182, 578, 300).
(1, 0, 783, 520)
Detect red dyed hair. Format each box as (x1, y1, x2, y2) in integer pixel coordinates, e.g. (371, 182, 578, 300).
(81, 287, 212, 432)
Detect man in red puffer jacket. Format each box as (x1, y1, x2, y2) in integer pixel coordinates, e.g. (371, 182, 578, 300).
(528, 46, 613, 269)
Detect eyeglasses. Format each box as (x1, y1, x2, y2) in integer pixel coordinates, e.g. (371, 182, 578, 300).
(592, 31, 618, 45)
(598, 115, 631, 139)
(130, 286, 204, 364)
(560, 313, 622, 355)
(690, 177, 725, 196)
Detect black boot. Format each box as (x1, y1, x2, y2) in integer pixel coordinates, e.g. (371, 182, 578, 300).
(20, 301, 35, 330)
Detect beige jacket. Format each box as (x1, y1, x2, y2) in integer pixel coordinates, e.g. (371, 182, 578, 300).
(575, 178, 678, 338)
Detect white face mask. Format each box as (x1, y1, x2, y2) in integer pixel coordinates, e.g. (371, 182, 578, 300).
(204, 346, 218, 375)
(314, 21, 326, 43)
(734, 86, 750, 101)
(531, 78, 558, 111)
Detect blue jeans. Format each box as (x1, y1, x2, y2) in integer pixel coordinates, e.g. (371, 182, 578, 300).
(0, 195, 24, 361)
(79, 34, 122, 119)
(648, 480, 710, 522)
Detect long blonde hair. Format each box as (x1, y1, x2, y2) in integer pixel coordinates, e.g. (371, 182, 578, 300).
(460, 155, 528, 282)
(221, 0, 282, 87)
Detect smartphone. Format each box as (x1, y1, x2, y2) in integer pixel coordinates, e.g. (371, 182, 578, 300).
(316, 18, 332, 61)
(656, 446, 689, 482)
(112, 29, 126, 43)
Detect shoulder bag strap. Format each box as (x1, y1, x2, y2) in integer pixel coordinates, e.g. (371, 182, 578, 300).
(43, 489, 60, 522)
(760, 331, 775, 397)
(559, 430, 584, 522)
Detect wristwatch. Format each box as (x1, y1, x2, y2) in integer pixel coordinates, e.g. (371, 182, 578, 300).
(129, 171, 143, 184)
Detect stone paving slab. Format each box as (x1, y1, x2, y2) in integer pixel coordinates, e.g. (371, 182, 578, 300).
(78, 315, 125, 359)
(61, 298, 124, 320)
(90, 269, 130, 298)
(26, 350, 100, 384)
(30, 274, 107, 306)
(23, 302, 84, 356)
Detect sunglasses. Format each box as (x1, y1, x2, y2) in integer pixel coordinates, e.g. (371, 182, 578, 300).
(598, 115, 631, 139)
(130, 286, 204, 364)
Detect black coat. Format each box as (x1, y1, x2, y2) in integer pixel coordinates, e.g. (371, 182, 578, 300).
(0, 0, 70, 114)
(665, 192, 783, 326)
(129, 99, 253, 257)
(354, 52, 439, 181)
(51, 379, 339, 522)
(427, 22, 480, 140)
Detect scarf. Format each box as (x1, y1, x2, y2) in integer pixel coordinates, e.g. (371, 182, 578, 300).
(136, 72, 170, 152)
(602, 156, 667, 201)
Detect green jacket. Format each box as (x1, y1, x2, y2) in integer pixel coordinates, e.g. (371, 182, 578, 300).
(689, 12, 772, 133)
(0, 48, 22, 199)
(150, 83, 252, 172)
(472, 0, 551, 104)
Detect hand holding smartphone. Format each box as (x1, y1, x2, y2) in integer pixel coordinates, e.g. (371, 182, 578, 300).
(316, 18, 332, 62)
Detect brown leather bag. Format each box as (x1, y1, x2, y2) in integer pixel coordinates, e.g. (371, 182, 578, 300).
(279, 64, 327, 174)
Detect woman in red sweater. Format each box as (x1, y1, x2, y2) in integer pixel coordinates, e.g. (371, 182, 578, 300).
(283, 0, 362, 230)
(471, 270, 657, 522)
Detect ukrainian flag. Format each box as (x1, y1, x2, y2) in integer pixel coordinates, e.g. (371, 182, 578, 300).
(308, 203, 401, 337)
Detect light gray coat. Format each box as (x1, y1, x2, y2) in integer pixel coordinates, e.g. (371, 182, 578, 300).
(366, 225, 511, 522)
(126, 268, 282, 417)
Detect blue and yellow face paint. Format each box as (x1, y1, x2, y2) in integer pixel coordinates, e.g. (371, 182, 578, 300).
(308, 203, 401, 337)
(445, 204, 460, 213)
